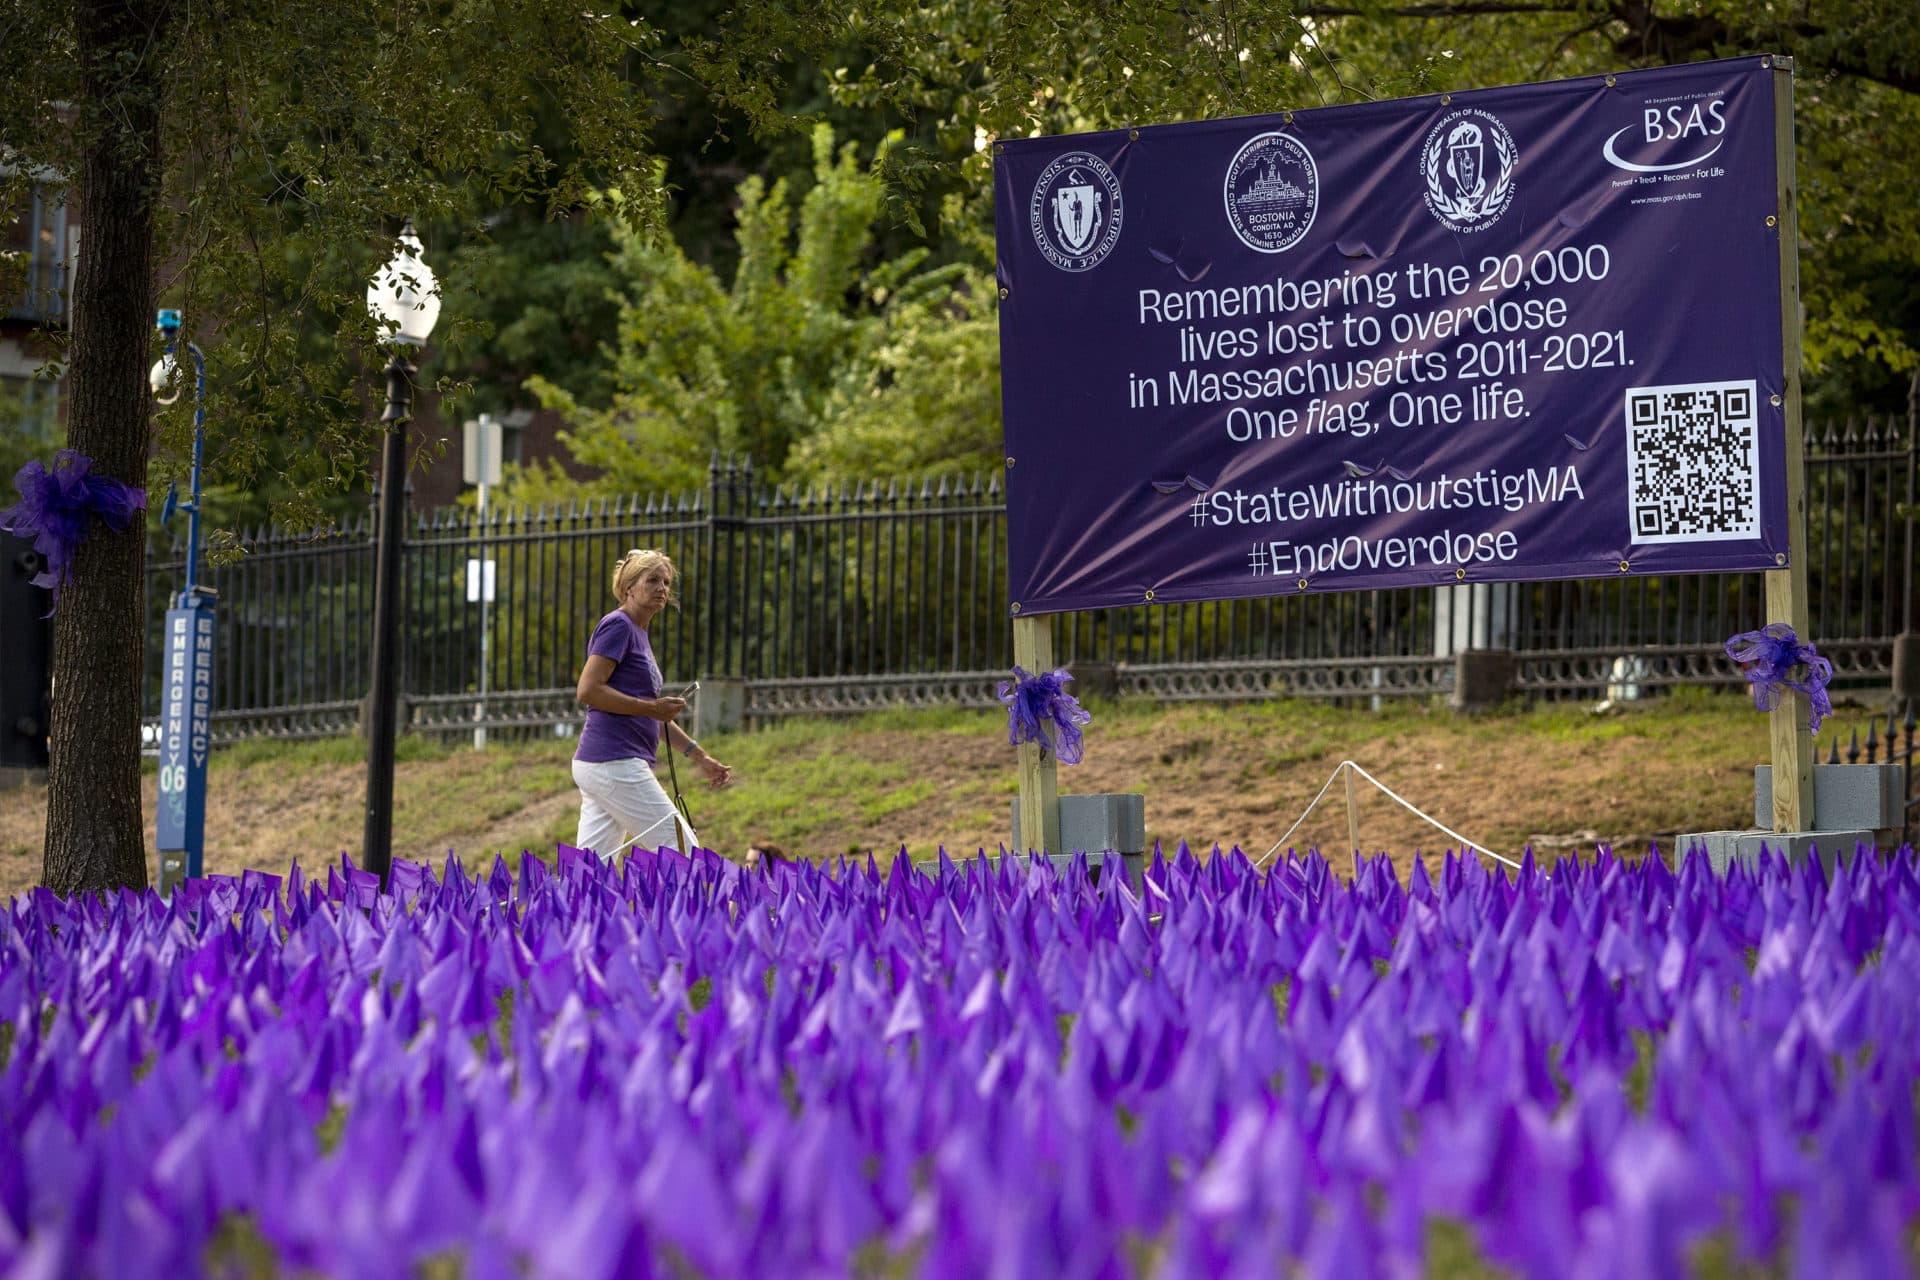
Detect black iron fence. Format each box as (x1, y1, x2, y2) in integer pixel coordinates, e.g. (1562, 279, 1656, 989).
(143, 411, 1918, 742)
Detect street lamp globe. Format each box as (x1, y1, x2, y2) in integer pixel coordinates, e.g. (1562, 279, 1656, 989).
(149, 352, 180, 404)
(365, 221, 440, 347)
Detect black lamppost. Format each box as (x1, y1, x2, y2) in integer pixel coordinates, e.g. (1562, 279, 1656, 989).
(362, 223, 440, 886)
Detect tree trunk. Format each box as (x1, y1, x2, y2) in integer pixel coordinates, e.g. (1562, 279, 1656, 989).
(43, 0, 176, 895)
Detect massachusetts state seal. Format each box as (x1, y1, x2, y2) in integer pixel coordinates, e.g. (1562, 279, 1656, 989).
(1421, 108, 1518, 233)
(1223, 132, 1318, 254)
(1030, 151, 1124, 272)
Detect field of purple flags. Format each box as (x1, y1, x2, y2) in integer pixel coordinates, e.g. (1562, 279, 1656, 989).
(4, 839, 1919, 1278)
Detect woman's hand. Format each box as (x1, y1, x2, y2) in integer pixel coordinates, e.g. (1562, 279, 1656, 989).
(697, 756, 733, 789)
(646, 696, 688, 722)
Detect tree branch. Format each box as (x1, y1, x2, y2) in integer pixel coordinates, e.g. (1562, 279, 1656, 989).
(1298, 1, 1920, 97)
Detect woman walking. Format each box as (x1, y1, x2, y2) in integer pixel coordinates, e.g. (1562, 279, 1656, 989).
(573, 549, 731, 857)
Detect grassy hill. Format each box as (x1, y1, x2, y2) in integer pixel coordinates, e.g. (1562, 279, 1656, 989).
(0, 689, 1891, 896)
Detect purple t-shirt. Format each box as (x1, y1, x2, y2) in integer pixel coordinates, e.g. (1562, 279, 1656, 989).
(574, 609, 663, 764)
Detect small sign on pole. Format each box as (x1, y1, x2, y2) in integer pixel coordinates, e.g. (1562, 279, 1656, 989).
(465, 558, 497, 604)
(462, 413, 502, 488)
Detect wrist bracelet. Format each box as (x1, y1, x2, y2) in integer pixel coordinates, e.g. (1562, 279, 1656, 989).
(683, 740, 700, 758)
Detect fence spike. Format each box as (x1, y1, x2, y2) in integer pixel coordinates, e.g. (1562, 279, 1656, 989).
(936, 475, 951, 499)
(1843, 415, 1860, 446)
(1866, 715, 1881, 763)
(987, 472, 1002, 498)
(1827, 736, 1841, 765)
(1888, 704, 1901, 754)
(1847, 726, 1861, 763)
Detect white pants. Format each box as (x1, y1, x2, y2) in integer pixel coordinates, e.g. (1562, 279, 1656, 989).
(572, 756, 698, 857)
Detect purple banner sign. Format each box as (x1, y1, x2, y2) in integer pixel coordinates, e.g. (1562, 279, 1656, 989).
(995, 58, 1790, 615)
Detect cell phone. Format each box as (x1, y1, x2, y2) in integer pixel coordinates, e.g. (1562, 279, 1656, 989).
(677, 681, 700, 698)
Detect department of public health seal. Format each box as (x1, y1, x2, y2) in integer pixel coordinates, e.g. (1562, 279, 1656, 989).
(1030, 151, 1124, 272)
(1421, 107, 1518, 232)
(1223, 131, 1318, 254)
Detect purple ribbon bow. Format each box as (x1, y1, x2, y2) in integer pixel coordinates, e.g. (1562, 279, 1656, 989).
(998, 665, 1091, 764)
(1724, 623, 1833, 734)
(0, 450, 148, 612)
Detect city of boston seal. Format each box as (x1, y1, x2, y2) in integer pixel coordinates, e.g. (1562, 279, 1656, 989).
(1421, 107, 1518, 232)
(1223, 131, 1319, 253)
(1030, 151, 1124, 272)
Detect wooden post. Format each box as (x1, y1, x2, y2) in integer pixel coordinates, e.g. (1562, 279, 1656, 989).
(1012, 614, 1061, 856)
(1765, 57, 1814, 834)
(1343, 762, 1361, 858)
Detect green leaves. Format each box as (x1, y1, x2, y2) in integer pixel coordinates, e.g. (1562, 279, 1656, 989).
(536, 124, 1003, 495)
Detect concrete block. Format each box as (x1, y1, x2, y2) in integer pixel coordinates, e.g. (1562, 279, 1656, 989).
(693, 677, 746, 736)
(1450, 648, 1515, 711)
(1894, 632, 1920, 702)
(1671, 828, 1875, 877)
(1012, 793, 1146, 857)
(1754, 763, 1903, 840)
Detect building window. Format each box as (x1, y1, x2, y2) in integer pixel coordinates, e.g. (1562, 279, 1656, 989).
(4, 189, 71, 326)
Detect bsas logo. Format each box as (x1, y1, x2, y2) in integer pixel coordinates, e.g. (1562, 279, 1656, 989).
(1604, 97, 1729, 172)
(1644, 100, 1727, 142)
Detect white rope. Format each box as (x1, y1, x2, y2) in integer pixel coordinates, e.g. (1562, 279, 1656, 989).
(1255, 759, 1522, 872)
(1254, 764, 1354, 868)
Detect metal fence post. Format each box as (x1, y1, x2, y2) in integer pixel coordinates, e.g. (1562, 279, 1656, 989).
(701, 454, 720, 681)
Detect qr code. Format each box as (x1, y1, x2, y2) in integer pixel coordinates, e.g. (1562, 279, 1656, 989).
(1624, 380, 1760, 544)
